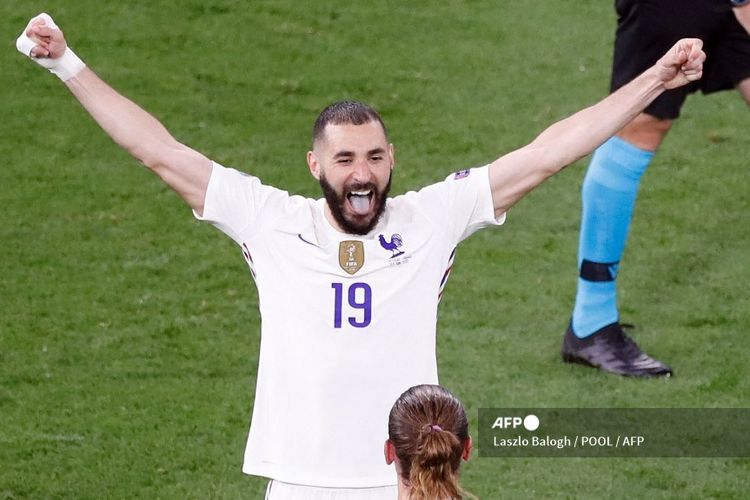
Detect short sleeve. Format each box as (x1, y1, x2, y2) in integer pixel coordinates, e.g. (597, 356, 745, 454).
(193, 161, 293, 245)
(413, 165, 505, 244)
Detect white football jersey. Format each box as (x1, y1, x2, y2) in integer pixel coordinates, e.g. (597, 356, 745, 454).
(195, 162, 504, 487)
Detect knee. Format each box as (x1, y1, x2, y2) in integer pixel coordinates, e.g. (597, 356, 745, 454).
(617, 114, 673, 151)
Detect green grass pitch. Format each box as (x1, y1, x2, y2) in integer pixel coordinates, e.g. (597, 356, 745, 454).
(2, 1, 748, 498)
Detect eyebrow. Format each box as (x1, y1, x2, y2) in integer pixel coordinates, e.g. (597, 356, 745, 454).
(332, 147, 386, 159)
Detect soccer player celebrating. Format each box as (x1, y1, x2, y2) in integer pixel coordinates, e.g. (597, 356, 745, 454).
(385, 384, 473, 500)
(17, 13, 704, 499)
(563, 0, 750, 377)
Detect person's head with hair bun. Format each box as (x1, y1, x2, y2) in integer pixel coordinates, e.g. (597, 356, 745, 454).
(385, 384, 474, 499)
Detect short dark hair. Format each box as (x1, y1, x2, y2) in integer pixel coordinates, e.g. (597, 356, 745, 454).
(312, 100, 388, 146)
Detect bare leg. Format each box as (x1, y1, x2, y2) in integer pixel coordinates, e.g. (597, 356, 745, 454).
(616, 113, 673, 152)
(736, 76, 750, 105)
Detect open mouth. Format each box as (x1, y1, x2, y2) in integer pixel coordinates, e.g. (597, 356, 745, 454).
(346, 190, 373, 216)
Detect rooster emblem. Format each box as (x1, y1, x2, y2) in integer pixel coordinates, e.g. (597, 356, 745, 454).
(379, 233, 405, 258)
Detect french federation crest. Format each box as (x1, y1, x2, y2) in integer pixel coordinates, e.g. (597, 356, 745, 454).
(339, 240, 365, 275)
(378, 233, 405, 258)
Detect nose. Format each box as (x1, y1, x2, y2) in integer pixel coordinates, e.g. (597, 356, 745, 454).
(351, 158, 371, 183)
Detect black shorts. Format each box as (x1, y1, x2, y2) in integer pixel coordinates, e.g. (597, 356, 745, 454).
(612, 0, 750, 119)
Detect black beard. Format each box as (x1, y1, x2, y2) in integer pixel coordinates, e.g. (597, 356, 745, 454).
(319, 174, 391, 235)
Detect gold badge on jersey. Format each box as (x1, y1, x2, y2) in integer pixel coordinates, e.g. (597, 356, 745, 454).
(339, 240, 364, 275)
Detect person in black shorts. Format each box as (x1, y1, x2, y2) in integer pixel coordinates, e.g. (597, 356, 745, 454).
(563, 0, 750, 377)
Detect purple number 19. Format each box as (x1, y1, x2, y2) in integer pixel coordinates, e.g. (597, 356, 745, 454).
(332, 282, 372, 328)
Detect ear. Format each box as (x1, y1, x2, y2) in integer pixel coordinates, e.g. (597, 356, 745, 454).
(307, 150, 321, 181)
(388, 143, 396, 171)
(462, 436, 473, 461)
(384, 439, 396, 465)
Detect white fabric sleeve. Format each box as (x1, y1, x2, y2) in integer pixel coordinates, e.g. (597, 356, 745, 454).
(414, 165, 505, 244)
(193, 161, 292, 245)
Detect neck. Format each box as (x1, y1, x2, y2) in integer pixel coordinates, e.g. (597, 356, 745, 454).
(397, 478, 410, 500)
(323, 203, 346, 233)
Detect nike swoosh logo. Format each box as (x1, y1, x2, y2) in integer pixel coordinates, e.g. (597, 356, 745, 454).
(298, 234, 319, 247)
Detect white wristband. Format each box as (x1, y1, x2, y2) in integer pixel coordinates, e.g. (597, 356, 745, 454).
(47, 47, 86, 81)
(16, 13, 86, 82)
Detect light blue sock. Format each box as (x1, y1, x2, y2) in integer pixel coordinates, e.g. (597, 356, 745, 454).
(572, 136, 653, 338)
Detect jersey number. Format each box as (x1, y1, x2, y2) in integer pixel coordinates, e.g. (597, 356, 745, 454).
(331, 282, 372, 328)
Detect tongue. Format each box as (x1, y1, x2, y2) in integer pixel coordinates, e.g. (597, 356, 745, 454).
(350, 195, 371, 215)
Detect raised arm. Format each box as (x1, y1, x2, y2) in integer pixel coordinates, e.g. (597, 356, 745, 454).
(17, 13, 211, 215)
(489, 38, 705, 217)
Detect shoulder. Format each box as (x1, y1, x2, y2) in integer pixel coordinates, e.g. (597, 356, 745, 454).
(402, 166, 490, 203)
